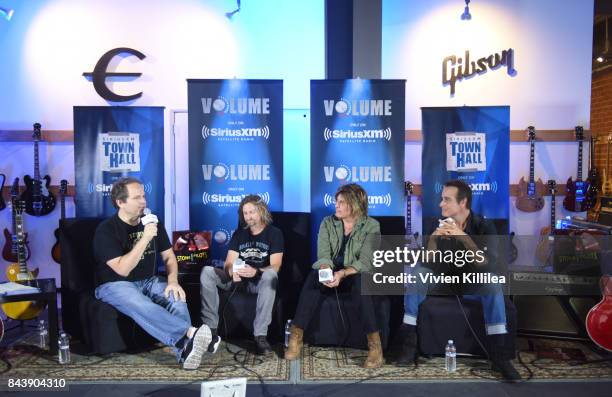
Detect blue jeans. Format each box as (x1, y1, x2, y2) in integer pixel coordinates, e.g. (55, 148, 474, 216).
(403, 265, 507, 335)
(95, 276, 192, 361)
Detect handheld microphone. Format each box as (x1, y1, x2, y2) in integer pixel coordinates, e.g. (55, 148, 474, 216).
(141, 208, 158, 226)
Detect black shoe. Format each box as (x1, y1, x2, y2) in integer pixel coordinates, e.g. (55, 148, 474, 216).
(491, 359, 521, 381)
(255, 336, 272, 355)
(208, 335, 221, 354)
(395, 325, 418, 366)
(181, 325, 212, 370)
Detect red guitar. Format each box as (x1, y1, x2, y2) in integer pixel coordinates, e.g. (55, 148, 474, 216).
(586, 276, 612, 352)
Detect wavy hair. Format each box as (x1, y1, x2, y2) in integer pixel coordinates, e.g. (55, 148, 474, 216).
(335, 183, 368, 219)
(238, 194, 273, 227)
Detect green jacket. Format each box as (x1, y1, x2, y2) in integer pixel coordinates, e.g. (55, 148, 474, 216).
(312, 215, 381, 273)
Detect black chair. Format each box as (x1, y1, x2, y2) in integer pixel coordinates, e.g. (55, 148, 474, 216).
(417, 296, 517, 359)
(60, 218, 155, 354)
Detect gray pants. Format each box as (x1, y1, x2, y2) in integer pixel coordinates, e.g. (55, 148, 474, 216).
(200, 266, 277, 337)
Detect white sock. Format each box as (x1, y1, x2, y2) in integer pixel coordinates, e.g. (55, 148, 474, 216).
(187, 326, 197, 339)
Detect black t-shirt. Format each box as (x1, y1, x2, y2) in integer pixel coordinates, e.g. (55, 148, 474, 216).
(93, 213, 171, 286)
(228, 225, 284, 269)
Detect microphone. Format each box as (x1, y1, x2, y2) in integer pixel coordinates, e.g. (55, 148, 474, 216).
(141, 208, 158, 226)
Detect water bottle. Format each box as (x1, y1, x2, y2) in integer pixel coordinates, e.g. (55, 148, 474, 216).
(58, 332, 71, 364)
(284, 319, 292, 348)
(445, 339, 456, 372)
(38, 320, 48, 349)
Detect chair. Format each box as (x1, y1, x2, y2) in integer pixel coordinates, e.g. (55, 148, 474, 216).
(60, 218, 155, 354)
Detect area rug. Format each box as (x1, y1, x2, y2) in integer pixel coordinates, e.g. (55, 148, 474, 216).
(300, 337, 612, 381)
(0, 338, 290, 382)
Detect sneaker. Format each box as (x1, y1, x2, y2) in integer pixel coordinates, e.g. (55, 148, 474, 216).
(491, 359, 522, 382)
(182, 325, 212, 370)
(208, 335, 221, 354)
(255, 335, 272, 355)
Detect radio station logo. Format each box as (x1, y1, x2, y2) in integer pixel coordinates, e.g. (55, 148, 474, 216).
(201, 96, 270, 115)
(323, 98, 392, 117)
(202, 124, 270, 140)
(435, 181, 498, 195)
(323, 165, 392, 183)
(202, 163, 271, 182)
(213, 228, 234, 245)
(446, 132, 486, 172)
(87, 181, 153, 197)
(323, 127, 392, 142)
(98, 132, 141, 172)
(324, 193, 391, 207)
(202, 192, 271, 207)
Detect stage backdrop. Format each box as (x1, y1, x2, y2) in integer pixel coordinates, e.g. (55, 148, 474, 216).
(310, 79, 405, 257)
(74, 106, 165, 222)
(187, 79, 283, 260)
(421, 106, 509, 233)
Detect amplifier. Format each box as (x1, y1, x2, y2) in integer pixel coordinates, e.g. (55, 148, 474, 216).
(509, 271, 600, 295)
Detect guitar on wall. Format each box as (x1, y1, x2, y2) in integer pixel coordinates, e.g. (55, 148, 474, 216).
(535, 180, 557, 266)
(21, 123, 56, 216)
(586, 275, 612, 352)
(563, 126, 592, 212)
(586, 135, 600, 219)
(1, 200, 44, 321)
(601, 136, 612, 198)
(0, 173, 6, 211)
(404, 181, 419, 248)
(2, 178, 31, 262)
(51, 180, 68, 264)
(516, 126, 546, 212)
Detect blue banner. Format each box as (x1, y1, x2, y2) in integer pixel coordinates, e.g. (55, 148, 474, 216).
(310, 79, 405, 254)
(73, 106, 165, 223)
(187, 79, 283, 260)
(421, 106, 509, 233)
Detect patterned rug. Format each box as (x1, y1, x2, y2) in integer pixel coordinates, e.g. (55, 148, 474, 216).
(301, 338, 612, 382)
(0, 337, 290, 382)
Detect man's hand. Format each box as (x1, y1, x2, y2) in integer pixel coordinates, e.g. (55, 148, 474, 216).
(236, 264, 258, 279)
(143, 223, 158, 241)
(436, 220, 466, 237)
(324, 269, 346, 288)
(164, 281, 186, 302)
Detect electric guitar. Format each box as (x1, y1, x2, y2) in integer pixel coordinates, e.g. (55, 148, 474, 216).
(564, 126, 592, 212)
(1, 201, 44, 321)
(0, 173, 5, 211)
(516, 126, 546, 212)
(586, 276, 612, 352)
(51, 180, 68, 264)
(21, 123, 56, 216)
(1, 178, 31, 262)
(586, 136, 600, 214)
(601, 136, 612, 197)
(535, 180, 557, 266)
(404, 181, 419, 248)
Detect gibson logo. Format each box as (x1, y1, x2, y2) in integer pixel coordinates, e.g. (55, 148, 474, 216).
(442, 48, 516, 95)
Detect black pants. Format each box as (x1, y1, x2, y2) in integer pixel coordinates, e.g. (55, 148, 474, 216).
(293, 270, 379, 335)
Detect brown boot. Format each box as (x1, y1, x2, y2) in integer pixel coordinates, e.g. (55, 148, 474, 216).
(363, 332, 384, 368)
(284, 325, 304, 360)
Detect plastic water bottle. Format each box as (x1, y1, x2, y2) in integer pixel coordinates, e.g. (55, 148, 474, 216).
(58, 332, 71, 364)
(445, 340, 456, 372)
(38, 320, 48, 349)
(284, 319, 292, 348)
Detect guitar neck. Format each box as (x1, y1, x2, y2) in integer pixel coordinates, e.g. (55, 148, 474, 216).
(529, 140, 535, 183)
(15, 214, 28, 275)
(33, 140, 40, 182)
(550, 193, 556, 232)
(577, 140, 583, 180)
(61, 195, 66, 219)
(406, 194, 412, 235)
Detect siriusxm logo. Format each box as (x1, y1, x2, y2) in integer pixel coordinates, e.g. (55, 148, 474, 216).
(434, 181, 498, 194)
(203, 192, 271, 206)
(323, 165, 392, 183)
(201, 96, 270, 115)
(324, 193, 391, 207)
(323, 99, 392, 117)
(202, 125, 270, 140)
(202, 163, 271, 182)
(87, 182, 152, 195)
(323, 127, 391, 142)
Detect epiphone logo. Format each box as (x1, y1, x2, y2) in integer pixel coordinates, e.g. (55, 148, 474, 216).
(442, 48, 516, 95)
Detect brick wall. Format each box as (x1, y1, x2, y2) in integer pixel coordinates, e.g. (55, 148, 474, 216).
(590, 68, 612, 182)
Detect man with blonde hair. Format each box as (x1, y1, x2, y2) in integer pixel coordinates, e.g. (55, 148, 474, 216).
(200, 194, 284, 355)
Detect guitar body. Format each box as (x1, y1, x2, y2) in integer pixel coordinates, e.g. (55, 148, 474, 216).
(21, 174, 56, 216)
(1, 228, 30, 262)
(509, 232, 518, 264)
(564, 177, 591, 212)
(1, 266, 45, 321)
(586, 276, 612, 352)
(51, 228, 61, 264)
(516, 176, 546, 212)
(535, 226, 553, 265)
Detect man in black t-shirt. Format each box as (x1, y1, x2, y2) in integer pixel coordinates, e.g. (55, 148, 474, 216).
(93, 177, 219, 370)
(200, 195, 284, 355)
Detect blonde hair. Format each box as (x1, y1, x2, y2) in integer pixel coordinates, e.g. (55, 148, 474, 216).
(238, 194, 273, 227)
(335, 183, 368, 219)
